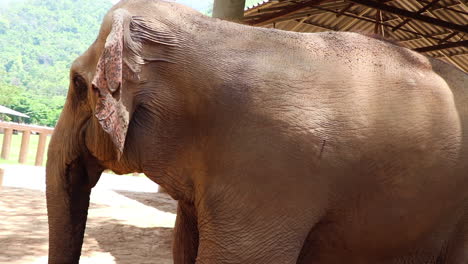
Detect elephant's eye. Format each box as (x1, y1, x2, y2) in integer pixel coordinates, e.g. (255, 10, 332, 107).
(73, 75, 87, 101)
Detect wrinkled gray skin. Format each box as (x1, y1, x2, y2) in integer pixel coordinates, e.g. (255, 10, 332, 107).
(46, 0, 468, 263)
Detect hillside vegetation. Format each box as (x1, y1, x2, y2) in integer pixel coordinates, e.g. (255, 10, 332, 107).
(0, 0, 112, 126)
(0, 0, 262, 126)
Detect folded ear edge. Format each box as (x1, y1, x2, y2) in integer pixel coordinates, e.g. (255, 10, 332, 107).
(92, 9, 132, 159)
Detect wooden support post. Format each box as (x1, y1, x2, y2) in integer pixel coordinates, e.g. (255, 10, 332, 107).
(19, 130, 31, 164)
(374, 10, 380, 35)
(374, 9, 385, 37)
(213, 0, 246, 22)
(1, 128, 13, 160)
(35, 133, 48, 166)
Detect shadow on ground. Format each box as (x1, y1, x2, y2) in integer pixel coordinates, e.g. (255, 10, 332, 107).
(86, 219, 174, 264)
(115, 190, 177, 214)
(0, 187, 48, 263)
(0, 186, 177, 264)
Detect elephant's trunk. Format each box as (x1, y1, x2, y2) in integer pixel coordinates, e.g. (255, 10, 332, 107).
(45, 105, 101, 263)
(46, 157, 91, 263)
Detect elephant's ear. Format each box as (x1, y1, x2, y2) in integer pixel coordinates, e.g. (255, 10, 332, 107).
(92, 9, 136, 159)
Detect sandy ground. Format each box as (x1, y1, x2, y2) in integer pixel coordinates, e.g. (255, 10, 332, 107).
(0, 165, 177, 264)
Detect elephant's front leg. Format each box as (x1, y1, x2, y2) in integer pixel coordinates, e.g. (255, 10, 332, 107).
(173, 201, 199, 264)
(195, 205, 318, 264)
(195, 221, 312, 264)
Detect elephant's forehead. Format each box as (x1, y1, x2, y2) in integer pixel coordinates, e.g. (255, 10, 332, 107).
(97, 10, 114, 42)
(71, 42, 103, 81)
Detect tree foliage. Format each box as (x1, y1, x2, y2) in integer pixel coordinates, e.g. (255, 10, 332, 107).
(0, 0, 112, 126)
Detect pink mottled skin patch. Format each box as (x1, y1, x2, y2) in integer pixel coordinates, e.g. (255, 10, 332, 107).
(92, 11, 128, 155)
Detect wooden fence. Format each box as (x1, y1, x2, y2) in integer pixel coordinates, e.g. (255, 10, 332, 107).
(0, 121, 167, 192)
(0, 121, 54, 166)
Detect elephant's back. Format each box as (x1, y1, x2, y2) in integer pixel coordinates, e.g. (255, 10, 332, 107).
(250, 32, 463, 166)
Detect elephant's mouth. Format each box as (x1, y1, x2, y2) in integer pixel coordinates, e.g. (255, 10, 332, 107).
(64, 158, 89, 193)
(65, 151, 104, 192)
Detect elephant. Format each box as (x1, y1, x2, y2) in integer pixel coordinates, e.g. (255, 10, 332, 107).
(45, 0, 468, 263)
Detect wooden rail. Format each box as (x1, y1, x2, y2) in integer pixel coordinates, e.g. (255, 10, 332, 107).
(0, 121, 166, 192)
(0, 121, 54, 166)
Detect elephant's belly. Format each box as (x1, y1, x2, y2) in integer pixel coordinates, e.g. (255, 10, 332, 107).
(294, 142, 468, 262)
(297, 219, 448, 264)
(297, 211, 459, 264)
(297, 186, 464, 264)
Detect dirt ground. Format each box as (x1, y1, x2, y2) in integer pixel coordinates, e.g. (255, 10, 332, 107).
(0, 165, 177, 264)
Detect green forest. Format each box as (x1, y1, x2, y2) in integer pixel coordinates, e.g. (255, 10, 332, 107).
(0, 0, 113, 126)
(0, 0, 262, 127)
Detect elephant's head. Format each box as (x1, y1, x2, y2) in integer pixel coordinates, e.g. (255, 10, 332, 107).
(46, 2, 208, 262)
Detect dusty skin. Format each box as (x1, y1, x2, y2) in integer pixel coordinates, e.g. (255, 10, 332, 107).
(46, 0, 468, 262)
(0, 165, 175, 264)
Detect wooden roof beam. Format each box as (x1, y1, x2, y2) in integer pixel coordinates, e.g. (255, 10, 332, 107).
(413, 2, 463, 44)
(347, 0, 468, 33)
(244, 1, 276, 15)
(338, 0, 396, 30)
(456, 0, 468, 13)
(336, 3, 354, 17)
(399, 31, 456, 42)
(432, 49, 468, 58)
(250, 0, 328, 26)
(245, 4, 348, 22)
(437, 31, 459, 43)
(340, 7, 372, 30)
(246, 11, 318, 24)
(400, 20, 466, 72)
(290, 15, 311, 31)
(302, 19, 339, 31)
(311, 5, 450, 43)
(419, 0, 468, 15)
(392, 0, 443, 32)
(414, 40, 468, 52)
